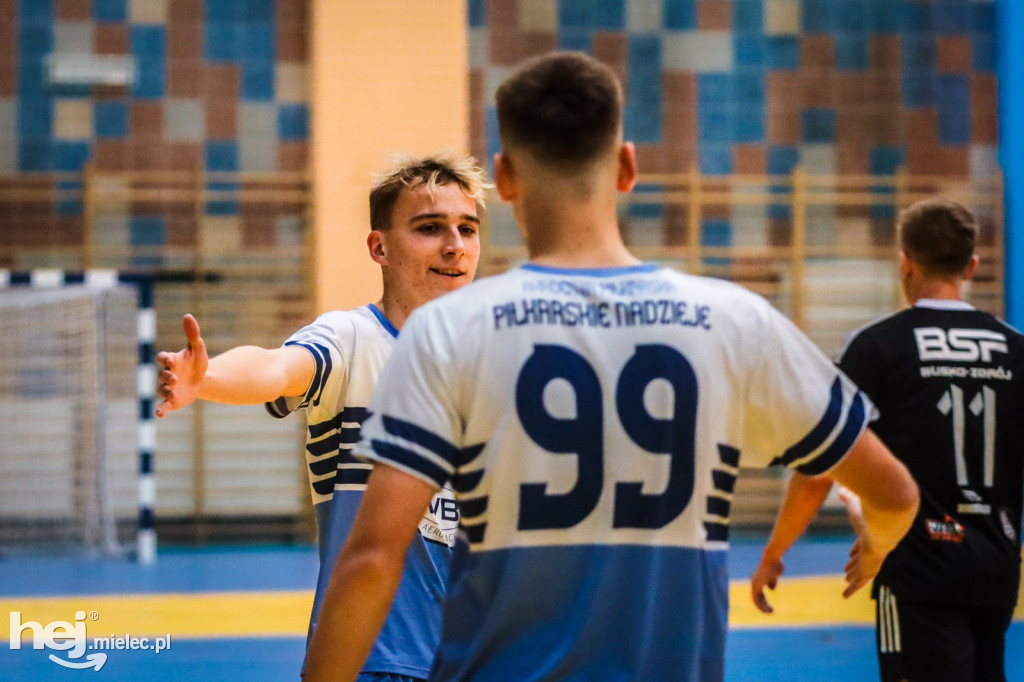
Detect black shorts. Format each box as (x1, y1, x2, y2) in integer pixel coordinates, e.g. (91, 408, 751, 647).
(875, 584, 1015, 682)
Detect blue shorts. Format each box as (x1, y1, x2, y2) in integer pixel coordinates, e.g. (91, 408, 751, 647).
(356, 674, 425, 682)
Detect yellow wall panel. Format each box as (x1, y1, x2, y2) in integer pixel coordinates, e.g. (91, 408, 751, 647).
(310, 1, 469, 314)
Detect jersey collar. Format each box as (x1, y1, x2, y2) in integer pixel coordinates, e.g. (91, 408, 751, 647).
(914, 299, 975, 311)
(520, 263, 658, 277)
(367, 303, 399, 338)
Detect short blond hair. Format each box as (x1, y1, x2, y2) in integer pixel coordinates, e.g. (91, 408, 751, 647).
(369, 153, 490, 232)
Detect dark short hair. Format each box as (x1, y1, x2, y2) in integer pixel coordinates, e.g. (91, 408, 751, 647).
(898, 197, 977, 277)
(368, 153, 489, 232)
(495, 51, 623, 168)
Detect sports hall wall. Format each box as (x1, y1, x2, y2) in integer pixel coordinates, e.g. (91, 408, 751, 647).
(0, 0, 323, 539)
(469, 0, 1000, 259)
(0, 0, 468, 540)
(471, 0, 997, 180)
(0, 0, 310, 244)
(0, 0, 1006, 538)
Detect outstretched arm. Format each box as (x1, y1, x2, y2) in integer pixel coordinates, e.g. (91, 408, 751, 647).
(751, 473, 834, 614)
(304, 464, 437, 682)
(155, 314, 315, 417)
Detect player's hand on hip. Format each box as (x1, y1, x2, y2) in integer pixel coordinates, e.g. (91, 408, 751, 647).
(750, 554, 785, 614)
(155, 314, 208, 418)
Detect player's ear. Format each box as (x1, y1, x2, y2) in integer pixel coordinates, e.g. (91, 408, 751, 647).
(616, 142, 637, 192)
(964, 254, 979, 280)
(494, 152, 517, 202)
(367, 230, 388, 266)
(898, 251, 915, 302)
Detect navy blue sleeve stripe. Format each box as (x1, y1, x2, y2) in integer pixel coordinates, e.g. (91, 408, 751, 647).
(308, 454, 340, 477)
(339, 427, 362, 445)
(264, 396, 290, 418)
(458, 496, 488, 518)
(451, 469, 485, 494)
(308, 413, 342, 439)
(463, 522, 487, 544)
(704, 522, 729, 542)
(775, 377, 844, 468)
(382, 416, 460, 466)
(341, 406, 370, 422)
(371, 440, 451, 488)
(337, 449, 363, 465)
(310, 342, 332, 406)
(711, 470, 737, 495)
(306, 428, 360, 455)
(285, 341, 332, 407)
(307, 434, 340, 458)
(308, 407, 370, 439)
(454, 443, 485, 468)
(795, 392, 868, 476)
(285, 341, 322, 400)
(312, 477, 335, 496)
(706, 496, 731, 517)
(717, 444, 740, 469)
(336, 469, 370, 486)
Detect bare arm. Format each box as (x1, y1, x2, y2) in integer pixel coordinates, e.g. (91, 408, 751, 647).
(751, 473, 834, 613)
(304, 464, 437, 682)
(825, 428, 919, 598)
(155, 314, 315, 417)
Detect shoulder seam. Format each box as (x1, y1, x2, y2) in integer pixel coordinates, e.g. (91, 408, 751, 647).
(834, 309, 905, 363)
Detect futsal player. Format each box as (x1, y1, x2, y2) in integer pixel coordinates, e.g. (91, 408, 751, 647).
(303, 51, 918, 682)
(155, 153, 488, 681)
(751, 198, 1024, 681)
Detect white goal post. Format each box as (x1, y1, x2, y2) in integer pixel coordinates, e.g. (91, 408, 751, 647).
(0, 269, 156, 563)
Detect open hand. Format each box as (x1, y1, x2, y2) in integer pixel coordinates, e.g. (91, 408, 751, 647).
(155, 314, 208, 418)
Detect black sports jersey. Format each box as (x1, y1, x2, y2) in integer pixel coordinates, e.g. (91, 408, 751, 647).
(836, 300, 1024, 607)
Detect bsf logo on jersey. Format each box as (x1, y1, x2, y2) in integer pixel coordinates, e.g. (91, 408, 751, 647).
(914, 327, 1008, 363)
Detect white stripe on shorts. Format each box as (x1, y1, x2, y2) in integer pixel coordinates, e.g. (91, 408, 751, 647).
(878, 586, 902, 654)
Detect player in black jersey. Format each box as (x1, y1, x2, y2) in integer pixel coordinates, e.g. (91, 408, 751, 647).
(751, 197, 1024, 681)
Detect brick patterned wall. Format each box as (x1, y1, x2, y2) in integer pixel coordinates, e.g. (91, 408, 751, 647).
(0, 0, 309, 263)
(469, 0, 999, 249)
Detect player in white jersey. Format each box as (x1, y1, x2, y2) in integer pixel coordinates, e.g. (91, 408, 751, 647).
(304, 52, 919, 682)
(154, 153, 488, 680)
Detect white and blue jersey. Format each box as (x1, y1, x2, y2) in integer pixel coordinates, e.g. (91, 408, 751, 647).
(355, 264, 873, 681)
(265, 304, 457, 677)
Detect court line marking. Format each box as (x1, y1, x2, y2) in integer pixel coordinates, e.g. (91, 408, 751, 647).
(2, 576, 1021, 641)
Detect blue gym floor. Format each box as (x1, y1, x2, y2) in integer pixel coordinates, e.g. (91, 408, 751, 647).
(2, 536, 1022, 681)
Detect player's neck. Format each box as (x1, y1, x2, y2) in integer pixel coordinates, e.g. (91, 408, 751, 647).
(373, 296, 410, 331)
(519, 194, 639, 269)
(905, 279, 964, 305)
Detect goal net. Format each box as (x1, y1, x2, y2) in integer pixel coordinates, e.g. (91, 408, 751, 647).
(0, 285, 139, 557)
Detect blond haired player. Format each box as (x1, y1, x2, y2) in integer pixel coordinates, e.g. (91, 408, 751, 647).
(156, 153, 488, 681)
